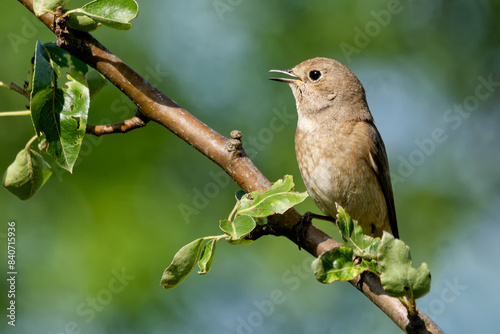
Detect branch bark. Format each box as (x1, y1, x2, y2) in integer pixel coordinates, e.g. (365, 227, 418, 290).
(16, 1, 443, 333)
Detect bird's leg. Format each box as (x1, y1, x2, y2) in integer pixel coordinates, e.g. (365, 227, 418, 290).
(307, 212, 337, 223)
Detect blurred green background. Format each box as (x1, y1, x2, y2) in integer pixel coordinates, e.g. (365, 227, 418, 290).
(1, 0, 499, 333)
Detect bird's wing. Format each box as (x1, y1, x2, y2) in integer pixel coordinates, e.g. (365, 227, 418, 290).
(368, 123, 399, 238)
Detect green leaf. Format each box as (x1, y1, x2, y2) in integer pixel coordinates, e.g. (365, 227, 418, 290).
(74, 0, 139, 31)
(220, 215, 256, 241)
(85, 69, 107, 99)
(3, 148, 53, 200)
(30, 41, 90, 172)
(67, 12, 100, 32)
(31, 40, 54, 98)
(44, 43, 89, 82)
(336, 205, 380, 260)
(33, 0, 65, 16)
(30, 83, 89, 172)
(198, 239, 217, 275)
(160, 238, 204, 289)
(378, 233, 431, 299)
(237, 175, 308, 218)
(312, 247, 379, 283)
(42, 43, 106, 99)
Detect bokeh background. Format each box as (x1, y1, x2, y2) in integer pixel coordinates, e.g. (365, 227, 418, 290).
(1, 0, 499, 333)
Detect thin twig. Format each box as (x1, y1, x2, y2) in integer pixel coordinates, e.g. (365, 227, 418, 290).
(1, 81, 30, 99)
(0, 110, 31, 117)
(25, 134, 38, 150)
(86, 110, 149, 136)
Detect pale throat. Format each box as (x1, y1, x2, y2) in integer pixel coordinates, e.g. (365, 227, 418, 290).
(296, 113, 320, 133)
(296, 106, 334, 133)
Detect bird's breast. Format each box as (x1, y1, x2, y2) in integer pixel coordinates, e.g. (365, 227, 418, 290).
(294, 120, 387, 229)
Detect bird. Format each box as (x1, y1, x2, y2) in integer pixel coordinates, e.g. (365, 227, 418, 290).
(269, 57, 399, 238)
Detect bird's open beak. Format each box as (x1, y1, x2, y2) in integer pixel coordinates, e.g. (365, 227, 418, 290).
(269, 69, 301, 83)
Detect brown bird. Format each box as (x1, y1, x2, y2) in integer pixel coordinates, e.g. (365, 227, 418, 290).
(270, 57, 399, 238)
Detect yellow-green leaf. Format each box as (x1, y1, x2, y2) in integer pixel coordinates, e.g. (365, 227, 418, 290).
(160, 238, 204, 289)
(73, 0, 139, 31)
(237, 175, 308, 218)
(3, 148, 52, 200)
(378, 233, 431, 299)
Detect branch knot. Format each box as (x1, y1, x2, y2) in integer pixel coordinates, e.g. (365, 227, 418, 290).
(227, 130, 243, 154)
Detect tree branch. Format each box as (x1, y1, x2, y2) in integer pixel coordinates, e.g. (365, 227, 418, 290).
(16, 1, 443, 332)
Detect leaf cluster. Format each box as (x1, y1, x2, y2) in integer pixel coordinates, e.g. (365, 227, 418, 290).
(2, 0, 138, 200)
(160, 175, 308, 289)
(160, 179, 431, 314)
(2, 41, 107, 199)
(33, 0, 139, 32)
(311, 206, 431, 314)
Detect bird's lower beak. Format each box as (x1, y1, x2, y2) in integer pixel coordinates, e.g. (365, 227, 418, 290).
(269, 69, 301, 83)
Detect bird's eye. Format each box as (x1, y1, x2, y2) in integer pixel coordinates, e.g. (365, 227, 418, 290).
(309, 70, 322, 81)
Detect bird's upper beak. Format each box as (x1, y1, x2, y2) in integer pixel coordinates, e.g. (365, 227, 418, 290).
(269, 69, 301, 83)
